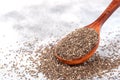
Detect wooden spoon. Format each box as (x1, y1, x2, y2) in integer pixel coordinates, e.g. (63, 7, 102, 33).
(54, 0, 120, 65)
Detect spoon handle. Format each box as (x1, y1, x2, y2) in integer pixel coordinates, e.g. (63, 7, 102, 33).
(95, 0, 120, 26)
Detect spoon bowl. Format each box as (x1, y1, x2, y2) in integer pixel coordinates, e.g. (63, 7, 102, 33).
(54, 0, 120, 65)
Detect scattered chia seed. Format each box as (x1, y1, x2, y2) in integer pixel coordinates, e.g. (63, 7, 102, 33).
(0, 31, 120, 80)
(55, 27, 99, 60)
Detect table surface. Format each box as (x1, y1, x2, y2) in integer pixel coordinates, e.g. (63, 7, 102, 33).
(0, 0, 120, 80)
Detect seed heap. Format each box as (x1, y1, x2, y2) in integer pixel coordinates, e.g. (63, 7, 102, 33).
(38, 43, 120, 80)
(55, 28, 99, 60)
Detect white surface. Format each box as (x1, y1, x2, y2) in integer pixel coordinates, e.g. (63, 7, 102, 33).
(0, 0, 120, 80)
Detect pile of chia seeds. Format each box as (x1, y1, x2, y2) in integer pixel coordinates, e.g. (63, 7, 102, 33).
(55, 28, 99, 60)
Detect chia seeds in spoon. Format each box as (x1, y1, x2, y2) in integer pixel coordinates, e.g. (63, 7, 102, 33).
(55, 27, 99, 60)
